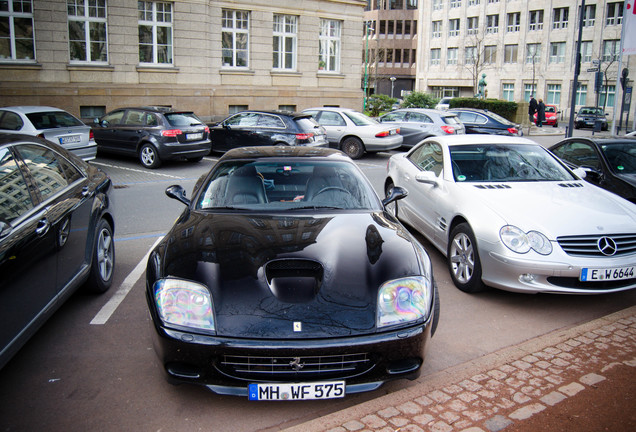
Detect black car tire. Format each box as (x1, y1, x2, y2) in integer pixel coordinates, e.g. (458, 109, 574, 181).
(384, 181, 398, 218)
(341, 137, 365, 159)
(139, 143, 162, 169)
(85, 218, 115, 294)
(187, 156, 203, 163)
(447, 223, 486, 293)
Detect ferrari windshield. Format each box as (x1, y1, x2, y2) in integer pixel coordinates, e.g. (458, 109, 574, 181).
(197, 159, 380, 210)
(450, 144, 577, 182)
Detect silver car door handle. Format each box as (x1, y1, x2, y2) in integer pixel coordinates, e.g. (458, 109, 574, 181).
(36, 218, 50, 236)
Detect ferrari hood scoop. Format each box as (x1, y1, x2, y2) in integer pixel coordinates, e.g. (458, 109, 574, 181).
(265, 259, 324, 304)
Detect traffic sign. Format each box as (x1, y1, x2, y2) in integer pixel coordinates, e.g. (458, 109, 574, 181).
(587, 67, 599, 72)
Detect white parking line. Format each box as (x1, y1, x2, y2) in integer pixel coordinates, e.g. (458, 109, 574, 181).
(91, 162, 183, 179)
(90, 236, 163, 325)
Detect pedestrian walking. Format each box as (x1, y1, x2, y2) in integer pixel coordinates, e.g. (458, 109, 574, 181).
(537, 98, 545, 127)
(528, 95, 538, 124)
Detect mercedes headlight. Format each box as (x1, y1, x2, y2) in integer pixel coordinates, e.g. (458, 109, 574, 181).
(377, 276, 432, 328)
(154, 278, 215, 332)
(500, 225, 552, 255)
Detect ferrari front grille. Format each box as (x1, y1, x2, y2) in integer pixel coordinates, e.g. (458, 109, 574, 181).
(218, 353, 373, 380)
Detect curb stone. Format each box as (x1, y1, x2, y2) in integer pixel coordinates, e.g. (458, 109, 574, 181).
(281, 305, 636, 432)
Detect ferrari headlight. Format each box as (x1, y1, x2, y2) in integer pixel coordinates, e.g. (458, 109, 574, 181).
(154, 278, 215, 332)
(377, 276, 432, 328)
(500, 226, 552, 255)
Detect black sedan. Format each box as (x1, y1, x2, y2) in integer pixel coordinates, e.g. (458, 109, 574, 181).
(0, 133, 115, 369)
(93, 107, 211, 169)
(573, 107, 608, 131)
(549, 136, 636, 204)
(449, 108, 523, 136)
(208, 110, 328, 153)
(145, 146, 439, 399)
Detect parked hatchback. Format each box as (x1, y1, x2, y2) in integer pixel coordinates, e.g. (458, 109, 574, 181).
(449, 108, 523, 136)
(208, 110, 328, 153)
(0, 133, 115, 369)
(92, 107, 211, 169)
(0, 106, 97, 161)
(378, 108, 465, 148)
(574, 107, 608, 131)
(303, 107, 402, 159)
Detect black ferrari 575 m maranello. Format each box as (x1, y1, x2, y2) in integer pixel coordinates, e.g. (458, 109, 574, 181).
(145, 146, 439, 400)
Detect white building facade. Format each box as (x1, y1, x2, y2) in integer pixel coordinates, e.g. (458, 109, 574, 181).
(416, 0, 636, 124)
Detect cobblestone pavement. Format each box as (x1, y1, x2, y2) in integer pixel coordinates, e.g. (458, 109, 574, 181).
(282, 306, 636, 432)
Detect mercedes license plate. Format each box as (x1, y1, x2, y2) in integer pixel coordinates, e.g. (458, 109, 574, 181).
(186, 132, 203, 140)
(59, 135, 81, 144)
(580, 266, 635, 281)
(248, 381, 345, 401)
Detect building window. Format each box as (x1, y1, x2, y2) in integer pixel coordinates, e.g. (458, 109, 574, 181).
(526, 43, 541, 64)
(486, 15, 499, 34)
(403, 49, 409, 64)
(606, 2, 623, 26)
(528, 10, 543, 31)
(432, 20, 442, 38)
(387, 20, 395, 35)
(602, 39, 620, 62)
(279, 104, 297, 111)
(552, 7, 569, 30)
(575, 84, 587, 106)
(582, 4, 596, 27)
(581, 41, 592, 63)
(396, 20, 403, 35)
(504, 44, 518, 63)
(68, 0, 107, 63)
(407, 0, 418, 10)
(432, 0, 443, 11)
(450, 0, 461, 8)
(229, 105, 248, 114)
(404, 20, 412, 35)
(547, 84, 561, 105)
(484, 45, 496, 64)
(222, 9, 249, 68)
(447, 47, 458, 65)
(449, 19, 460, 37)
(430, 48, 440, 65)
(273, 15, 297, 70)
(390, 0, 404, 9)
(465, 46, 476, 64)
(549, 42, 565, 64)
(319, 19, 341, 72)
(467, 17, 478, 35)
(468, 0, 480, 5)
(599, 85, 615, 107)
(138, 1, 172, 65)
(0, 0, 34, 61)
(506, 12, 520, 32)
(488, 0, 499, 3)
(524, 83, 537, 102)
(502, 83, 514, 102)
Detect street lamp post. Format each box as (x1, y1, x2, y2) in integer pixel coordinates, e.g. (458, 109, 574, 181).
(363, 22, 373, 111)
(390, 76, 396, 99)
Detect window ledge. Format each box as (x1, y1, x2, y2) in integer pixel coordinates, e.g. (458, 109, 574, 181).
(0, 62, 41, 69)
(136, 65, 179, 73)
(67, 64, 114, 71)
(316, 71, 345, 78)
(220, 68, 255, 75)
(270, 70, 302, 77)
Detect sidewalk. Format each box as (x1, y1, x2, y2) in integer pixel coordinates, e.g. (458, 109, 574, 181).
(282, 306, 636, 432)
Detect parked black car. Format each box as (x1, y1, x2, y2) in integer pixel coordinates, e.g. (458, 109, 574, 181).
(0, 133, 115, 370)
(93, 107, 211, 169)
(146, 146, 439, 398)
(574, 107, 609, 131)
(448, 108, 523, 136)
(549, 136, 636, 203)
(208, 110, 328, 153)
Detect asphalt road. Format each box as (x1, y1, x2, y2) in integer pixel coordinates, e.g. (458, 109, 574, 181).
(1, 128, 635, 432)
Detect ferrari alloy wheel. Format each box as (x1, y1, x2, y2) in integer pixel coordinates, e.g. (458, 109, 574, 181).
(447, 223, 486, 293)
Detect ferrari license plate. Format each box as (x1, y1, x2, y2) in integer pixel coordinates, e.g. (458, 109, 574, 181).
(580, 266, 635, 281)
(59, 135, 81, 144)
(248, 381, 345, 401)
(186, 132, 203, 140)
